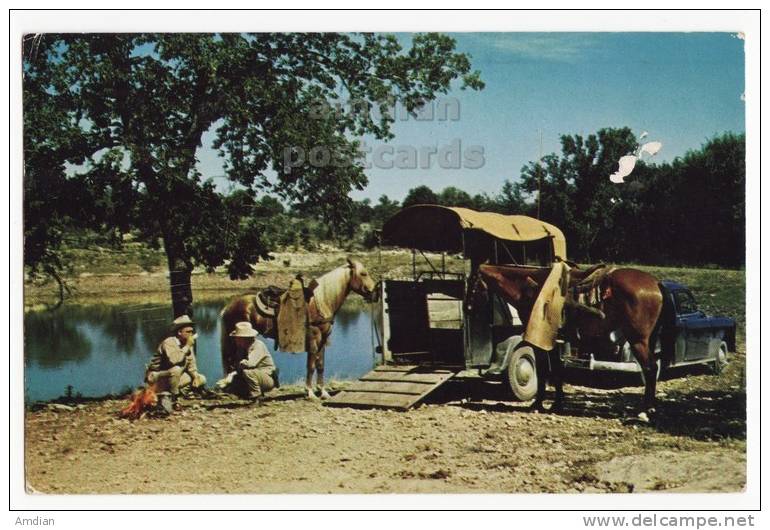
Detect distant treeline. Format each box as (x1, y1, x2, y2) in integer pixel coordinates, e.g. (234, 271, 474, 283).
(339, 129, 744, 268)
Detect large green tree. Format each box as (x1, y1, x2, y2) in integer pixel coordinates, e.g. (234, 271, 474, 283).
(516, 127, 639, 261)
(23, 33, 483, 315)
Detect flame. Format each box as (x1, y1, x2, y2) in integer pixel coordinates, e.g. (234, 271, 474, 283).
(119, 384, 158, 420)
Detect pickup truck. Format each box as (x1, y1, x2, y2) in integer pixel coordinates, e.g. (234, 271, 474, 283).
(561, 280, 736, 380)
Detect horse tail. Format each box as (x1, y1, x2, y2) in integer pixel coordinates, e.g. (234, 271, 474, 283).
(650, 282, 669, 365)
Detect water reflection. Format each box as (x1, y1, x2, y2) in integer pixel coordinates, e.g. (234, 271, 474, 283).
(24, 298, 375, 402)
(25, 311, 93, 367)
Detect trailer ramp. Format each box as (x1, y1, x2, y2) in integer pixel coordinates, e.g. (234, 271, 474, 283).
(324, 365, 455, 410)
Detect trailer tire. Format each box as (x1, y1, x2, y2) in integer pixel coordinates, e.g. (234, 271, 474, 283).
(507, 345, 538, 401)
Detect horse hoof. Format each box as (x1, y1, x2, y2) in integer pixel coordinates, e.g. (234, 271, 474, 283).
(319, 390, 332, 400)
(637, 411, 650, 423)
(306, 390, 319, 401)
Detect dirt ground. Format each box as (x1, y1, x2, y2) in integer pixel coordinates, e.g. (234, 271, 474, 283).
(25, 352, 746, 494)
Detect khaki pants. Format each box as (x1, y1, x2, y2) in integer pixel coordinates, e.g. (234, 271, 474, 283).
(149, 366, 207, 395)
(237, 368, 275, 398)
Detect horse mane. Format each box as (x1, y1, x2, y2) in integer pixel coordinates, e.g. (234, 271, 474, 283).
(312, 263, 352, 319)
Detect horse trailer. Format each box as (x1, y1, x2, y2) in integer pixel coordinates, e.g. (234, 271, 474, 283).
(326, 205, 566, 409)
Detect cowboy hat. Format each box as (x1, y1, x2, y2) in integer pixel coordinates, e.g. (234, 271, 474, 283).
(171, 315, 195, 331)
(230, 321, 259, 338)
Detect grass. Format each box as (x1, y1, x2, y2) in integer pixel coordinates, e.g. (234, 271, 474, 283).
(634, 264, 745, 329)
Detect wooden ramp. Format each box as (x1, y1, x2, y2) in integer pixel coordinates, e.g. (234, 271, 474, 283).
(324, 365, 455, 411)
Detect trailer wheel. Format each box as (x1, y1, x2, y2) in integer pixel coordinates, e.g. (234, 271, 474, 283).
(507, 345, 538, 401)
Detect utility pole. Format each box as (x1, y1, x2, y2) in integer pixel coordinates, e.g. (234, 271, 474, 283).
(537, 129, 543, 220)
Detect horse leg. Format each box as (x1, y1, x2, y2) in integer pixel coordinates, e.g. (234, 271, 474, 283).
(551, 350, 565, 412)
(531, 348, 548, 412)
(316, 347, 331, 400)
(631, 339, 657, 415)
(305, 350, 319, 400)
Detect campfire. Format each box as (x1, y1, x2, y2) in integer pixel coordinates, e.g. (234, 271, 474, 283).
(119, 385, 158, 420)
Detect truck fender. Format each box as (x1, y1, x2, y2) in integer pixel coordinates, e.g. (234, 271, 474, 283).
(498, 335, 525, 372)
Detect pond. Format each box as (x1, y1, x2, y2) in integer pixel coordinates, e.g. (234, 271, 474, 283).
(24, 298, 378, 403)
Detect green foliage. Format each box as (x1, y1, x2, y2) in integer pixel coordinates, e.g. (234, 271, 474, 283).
(402, 185, 439, 208)
(515, 127, 639, 261)
(495, 180, 531, 215)
(370, 195, 401, 227)
(437, 186, 473, 208)
(510, 129, 745, 267)
(23, 33, 483, 311)
(400, 184, 529, 215)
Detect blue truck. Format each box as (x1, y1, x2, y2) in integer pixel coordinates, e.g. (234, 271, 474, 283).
(562, 280, 737, 381)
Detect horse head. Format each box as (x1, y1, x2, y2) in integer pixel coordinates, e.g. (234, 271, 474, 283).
(466, 270, 489, 312)
(347, 257, 376, 301)
(477, 264, 544, 322)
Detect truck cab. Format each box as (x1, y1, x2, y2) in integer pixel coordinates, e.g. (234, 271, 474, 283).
(658, 280, 736, 372)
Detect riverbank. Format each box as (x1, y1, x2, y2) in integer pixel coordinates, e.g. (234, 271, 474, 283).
(24, 249, 442, 309)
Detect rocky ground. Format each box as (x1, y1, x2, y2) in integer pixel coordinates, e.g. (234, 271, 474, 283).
(25, 351, 746, 494)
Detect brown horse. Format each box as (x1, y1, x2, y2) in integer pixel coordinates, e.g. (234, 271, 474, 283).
(220, 258, 376, 400)
(468, 263, 607, 323)
(475, 264, 663, 414)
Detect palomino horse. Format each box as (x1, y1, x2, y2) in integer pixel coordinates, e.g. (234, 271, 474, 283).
(474, 264, 663, 415)
(220, 258, 376, 400)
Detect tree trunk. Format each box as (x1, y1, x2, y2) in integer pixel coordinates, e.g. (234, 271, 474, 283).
(166, 248, 194, 319)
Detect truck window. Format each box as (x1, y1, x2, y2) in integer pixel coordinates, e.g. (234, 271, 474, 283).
(674, 290, 698, 314)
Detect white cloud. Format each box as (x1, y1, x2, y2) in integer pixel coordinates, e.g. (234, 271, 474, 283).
(472, 33, 600, 62)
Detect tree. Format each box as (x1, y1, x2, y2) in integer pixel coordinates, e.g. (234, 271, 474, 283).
(23, 33, 483, 315)
(515, 127, 638, 261)
(636, 133, 745, 266)
(370, 195, 401, 227)
(402, 185, 439, 209)
(494, 180, 531, 215)
(437, 186, 473, 208)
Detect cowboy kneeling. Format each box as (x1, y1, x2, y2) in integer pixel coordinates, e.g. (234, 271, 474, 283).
(146, 315, 207, 399)
(218, 322, 278, 401)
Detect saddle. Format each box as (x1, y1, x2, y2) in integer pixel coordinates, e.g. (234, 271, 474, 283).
(571, 266, 616, 307)
(254, 285, 286, 318)
(252, 276, 321, 353)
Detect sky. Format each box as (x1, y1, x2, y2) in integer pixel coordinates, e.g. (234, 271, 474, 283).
(196, 32, 745, 203)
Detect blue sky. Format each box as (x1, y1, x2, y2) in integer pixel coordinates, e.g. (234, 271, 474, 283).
(197, 32, 745, 203)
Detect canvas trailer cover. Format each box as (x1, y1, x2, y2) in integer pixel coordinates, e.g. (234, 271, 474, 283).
(381, 205, 567, 261)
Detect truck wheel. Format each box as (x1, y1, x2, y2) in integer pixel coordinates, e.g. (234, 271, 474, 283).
(507, 345, 538, 401)
(712, 341, 729, 375)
